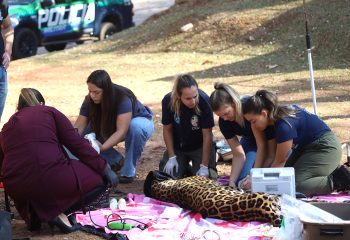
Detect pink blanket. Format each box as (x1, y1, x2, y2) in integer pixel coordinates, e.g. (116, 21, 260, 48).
(76, 193, 278, 239)
(309, 192, 350, 203)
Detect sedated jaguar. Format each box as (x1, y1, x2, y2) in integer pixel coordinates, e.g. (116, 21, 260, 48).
(144, 171, 282, 227)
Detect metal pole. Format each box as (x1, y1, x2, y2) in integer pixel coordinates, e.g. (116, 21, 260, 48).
(303, 0, 317, 115)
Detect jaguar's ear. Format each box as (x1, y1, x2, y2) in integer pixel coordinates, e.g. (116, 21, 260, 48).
(143, 170, 175, 197)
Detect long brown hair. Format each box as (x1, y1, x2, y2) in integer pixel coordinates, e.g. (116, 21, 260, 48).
(242, 89, 296, 121)
(86, 70, 137, 141)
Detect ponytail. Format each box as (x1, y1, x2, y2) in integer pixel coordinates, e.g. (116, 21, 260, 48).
(209, 82, 244, 127)
(242, 89, 296, 121)
(170, 74, 201, 117)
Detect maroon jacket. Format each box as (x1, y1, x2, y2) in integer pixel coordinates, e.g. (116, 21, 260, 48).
(0, 105, 107, 222)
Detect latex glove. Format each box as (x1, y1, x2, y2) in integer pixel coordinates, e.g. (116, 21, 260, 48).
(196, 164, 209, 178)
(229, 179, 237, 189)
(84, 133, 100, 153)
(238, 175, 251, 190)
(163, 156, 179, 176)
(104, 164, 119, 188)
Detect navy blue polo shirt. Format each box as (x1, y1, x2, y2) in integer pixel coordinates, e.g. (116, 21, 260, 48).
(219, 118, 257, 152)
(271, 105, 330, 150)
(79, 92, 152, 119)
(162, 89, 214, 151)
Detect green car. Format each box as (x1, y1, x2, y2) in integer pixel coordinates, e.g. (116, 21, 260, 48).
(9, 0, 134, 59)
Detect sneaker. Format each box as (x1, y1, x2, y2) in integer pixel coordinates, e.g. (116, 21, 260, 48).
(119, 176, 135, 184)
(332, 165, 350, 191)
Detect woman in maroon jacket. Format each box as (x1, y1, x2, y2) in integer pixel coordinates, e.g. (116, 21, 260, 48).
(0, 88, 118, 233)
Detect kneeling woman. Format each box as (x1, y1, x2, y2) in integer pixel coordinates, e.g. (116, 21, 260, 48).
(0, 88, 117, 232)
(75, 70, 154, 184)
(242, 90, 342, 196)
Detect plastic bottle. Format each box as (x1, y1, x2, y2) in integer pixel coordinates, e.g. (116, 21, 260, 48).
(110, 198, 118, 211)
(118, 198, 126, 210)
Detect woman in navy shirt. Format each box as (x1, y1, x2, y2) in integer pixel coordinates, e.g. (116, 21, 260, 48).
(160, 74, 216, 179)
(242, 89, 343, 196)
(209, 83, 268, 188)
(75, 70, 154, 184)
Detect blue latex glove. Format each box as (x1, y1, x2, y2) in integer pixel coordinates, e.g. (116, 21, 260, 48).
(104, 164, 118, 188)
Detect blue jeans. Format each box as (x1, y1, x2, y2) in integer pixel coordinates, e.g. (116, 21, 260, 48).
(0, 66, 8, 120)
(237, 137, 257, 183)
(87, 117, 154, 177)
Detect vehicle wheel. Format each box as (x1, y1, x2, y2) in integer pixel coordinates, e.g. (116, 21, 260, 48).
(12, 28, 38, 60)
(44, 43, 67, 52)
(76, 40, 84, 45)
(99, 22, 119, 40)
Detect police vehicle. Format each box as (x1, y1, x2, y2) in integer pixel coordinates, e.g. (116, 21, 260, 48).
(9, 0, 134, 59)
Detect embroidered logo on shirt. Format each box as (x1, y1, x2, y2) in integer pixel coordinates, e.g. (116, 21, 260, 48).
(174, 115, 180, 124)
(191, 115, 200, 130)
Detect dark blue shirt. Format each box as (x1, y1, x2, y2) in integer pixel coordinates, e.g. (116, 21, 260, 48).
(162, 90, 214, 151)
(79, 93, 152, 119)
(272, 105, 330, 150)
(219, 118, 257, 151)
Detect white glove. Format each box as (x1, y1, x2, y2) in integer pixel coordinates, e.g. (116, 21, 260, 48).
(196, 164, 209, 177)
(238, 175, 251, 190)
(229, 179, 237, 189)
(84, 133, 100, 154)
(163, 156, 179, 176)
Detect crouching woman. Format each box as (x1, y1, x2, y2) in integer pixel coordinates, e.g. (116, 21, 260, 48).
(0, 88, 117, 233)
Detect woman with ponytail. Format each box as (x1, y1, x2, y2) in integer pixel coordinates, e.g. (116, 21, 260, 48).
(159, 74, 217, 179)
(242, 89, 346, 196)
(209, 83, 268, 188)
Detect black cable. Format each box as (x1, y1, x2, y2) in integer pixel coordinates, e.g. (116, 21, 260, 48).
(83, 193, 148, 231)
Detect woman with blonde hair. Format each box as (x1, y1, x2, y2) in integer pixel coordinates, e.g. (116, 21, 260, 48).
(209, 83, 268, 188)
(0, 88, 117, 233)
(159, 74, 217, 179)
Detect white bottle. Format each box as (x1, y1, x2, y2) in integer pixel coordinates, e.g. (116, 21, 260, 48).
(118, 198, 126, 210)
(109, 198, 118, 211)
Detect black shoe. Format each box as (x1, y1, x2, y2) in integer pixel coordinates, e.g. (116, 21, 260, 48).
(48, 214, 80, 234)
(111, 158, 125, 173)
(332, 165, 350, 191)
(67, 214, 77, 225)
(119, 176, 134, 184)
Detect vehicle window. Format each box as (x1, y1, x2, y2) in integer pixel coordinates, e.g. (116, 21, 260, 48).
(54, 0, 67, 4)
(8, 0, 34, 5)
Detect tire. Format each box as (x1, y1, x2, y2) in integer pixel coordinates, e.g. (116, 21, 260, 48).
(12, 28, 38, 60)
(75, 40, 84, 45)
(99, 22, 118, 40)
(44, 43, 67, 52)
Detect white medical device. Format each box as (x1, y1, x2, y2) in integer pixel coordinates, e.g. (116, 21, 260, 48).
(250, 167, 296, 197)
